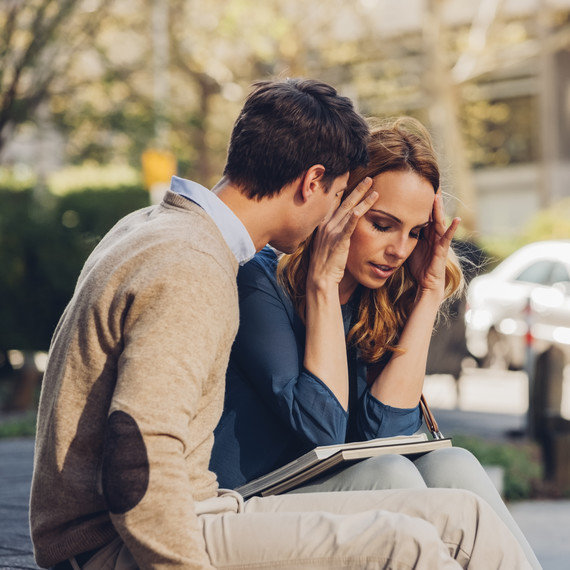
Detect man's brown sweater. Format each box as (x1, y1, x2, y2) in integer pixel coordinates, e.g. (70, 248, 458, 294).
(30, 191, 239, 569)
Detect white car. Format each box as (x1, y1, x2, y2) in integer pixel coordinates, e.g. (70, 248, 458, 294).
(464, 240, 570, 369)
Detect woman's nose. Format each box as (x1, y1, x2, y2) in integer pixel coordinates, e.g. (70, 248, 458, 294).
(386, 236, 409, 260)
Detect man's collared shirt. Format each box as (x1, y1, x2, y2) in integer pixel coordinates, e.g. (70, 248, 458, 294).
(170, 176, 255, 265)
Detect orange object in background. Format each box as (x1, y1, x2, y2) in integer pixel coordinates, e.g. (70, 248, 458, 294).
(141, 148, 177, 190)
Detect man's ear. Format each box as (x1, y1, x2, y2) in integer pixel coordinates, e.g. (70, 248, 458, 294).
(299, 164, 326, 203)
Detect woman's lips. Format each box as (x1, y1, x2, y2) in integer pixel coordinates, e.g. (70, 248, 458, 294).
(369, 262, 396, 279)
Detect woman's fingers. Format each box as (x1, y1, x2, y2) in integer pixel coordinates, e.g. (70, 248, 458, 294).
(430, 193, 462, 251)
(319, 176, 374, 230)
(319, 177, 377, 246)
(412, 192, 461, 290)
(441, 217, 461, 248)
(431, 192, 447, 236)
(417, 213, 460, 277)
(340, 188, 378, 238)
(310, 180, 378, 283)
(334, 177, 377, 238)
(332, 177, 373, 220)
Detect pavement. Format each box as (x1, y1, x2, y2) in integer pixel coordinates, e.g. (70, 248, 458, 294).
(0, 438, 36, 570)
(0, 368, 569, 569)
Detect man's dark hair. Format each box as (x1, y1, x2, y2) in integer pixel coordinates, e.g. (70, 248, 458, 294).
(223, 78, 370, 199)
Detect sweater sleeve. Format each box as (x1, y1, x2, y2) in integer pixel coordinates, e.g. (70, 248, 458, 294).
(101, 248, 236, 570)
(230, 249, 349, 447)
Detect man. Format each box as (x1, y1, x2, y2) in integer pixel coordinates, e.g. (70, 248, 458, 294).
(30, 78, 532, 569)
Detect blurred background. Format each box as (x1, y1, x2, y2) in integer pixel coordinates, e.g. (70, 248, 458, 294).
(1, 0, 570, 497)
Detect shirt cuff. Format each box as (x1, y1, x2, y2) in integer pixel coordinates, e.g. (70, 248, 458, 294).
(356, 391, 422, 439)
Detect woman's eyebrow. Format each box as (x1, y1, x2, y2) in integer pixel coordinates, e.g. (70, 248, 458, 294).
(369, 209, 401, 224)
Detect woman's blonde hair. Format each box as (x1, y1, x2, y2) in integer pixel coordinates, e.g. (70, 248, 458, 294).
(277, 117, 464, 364)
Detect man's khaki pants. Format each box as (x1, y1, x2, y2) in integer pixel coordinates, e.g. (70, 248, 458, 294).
(83, 488, 532, 569)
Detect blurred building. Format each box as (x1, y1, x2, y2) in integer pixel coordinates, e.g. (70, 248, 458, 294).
(2, 0, 569, 241)
(327, 0, 570, 240)
(470, 24, 570, 239)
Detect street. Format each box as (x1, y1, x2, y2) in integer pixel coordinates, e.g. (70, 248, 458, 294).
(424, 364, 570, 437)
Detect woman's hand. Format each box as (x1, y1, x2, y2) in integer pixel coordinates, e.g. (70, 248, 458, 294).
(406, 191, 460, 299)
(307, 177, 376, 291)
(303, 177, 376, 410)
(370, 193, 460, 408)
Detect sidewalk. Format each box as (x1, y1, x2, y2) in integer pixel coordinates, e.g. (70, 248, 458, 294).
(0, 438, 36, 569)
(0, 436, 569, 569)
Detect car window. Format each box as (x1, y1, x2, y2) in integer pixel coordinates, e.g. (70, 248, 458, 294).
(549, 262, 570, 285)
(513, 260, 554, 284)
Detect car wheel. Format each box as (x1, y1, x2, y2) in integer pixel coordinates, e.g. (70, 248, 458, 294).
(483, 328, 512, 370)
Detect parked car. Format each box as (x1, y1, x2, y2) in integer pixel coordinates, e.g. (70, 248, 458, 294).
(464, 240, 570, 370)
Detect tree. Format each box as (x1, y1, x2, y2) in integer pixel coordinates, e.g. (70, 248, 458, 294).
(4, 0, 566, 206)
(0, 0, 113, 158)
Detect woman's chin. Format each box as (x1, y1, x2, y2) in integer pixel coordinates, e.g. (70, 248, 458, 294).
(359, 275, 388, 291)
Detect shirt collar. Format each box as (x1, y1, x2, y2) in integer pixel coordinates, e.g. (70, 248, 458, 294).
(170, 176, 256, 265)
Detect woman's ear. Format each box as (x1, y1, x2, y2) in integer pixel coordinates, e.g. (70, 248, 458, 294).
(299, 164, 326, 202)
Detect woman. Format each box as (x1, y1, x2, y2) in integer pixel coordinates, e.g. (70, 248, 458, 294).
(211, 117, 540, 568)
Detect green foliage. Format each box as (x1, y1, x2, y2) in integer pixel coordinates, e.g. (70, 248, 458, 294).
(452, 435, 543, 501)
(0, 185, 150, 351)
(523, 198, 570, 243)
(56, 186, 150, 248)
(0, 411, 37, 439)
(0, 0, 113, 155)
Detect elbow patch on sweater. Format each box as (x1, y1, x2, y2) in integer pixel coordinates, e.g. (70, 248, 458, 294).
(102, 410, 149, 514)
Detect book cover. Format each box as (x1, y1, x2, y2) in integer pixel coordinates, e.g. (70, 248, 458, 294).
(236, 433, 452, 499)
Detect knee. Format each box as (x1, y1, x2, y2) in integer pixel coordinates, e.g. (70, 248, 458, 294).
(342, 454, 426, 491)
(415, 447, 486, 488)
(315, 509, 453, 567)
(363, 510, 454, 567)
(429, 446, 481, 469)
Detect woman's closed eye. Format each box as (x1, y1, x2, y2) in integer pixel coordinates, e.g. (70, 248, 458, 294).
(372, 222, 391, 233)
(372, 221, 424, 240)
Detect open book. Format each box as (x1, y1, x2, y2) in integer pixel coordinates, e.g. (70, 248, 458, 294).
(235, 433, 452, 499)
